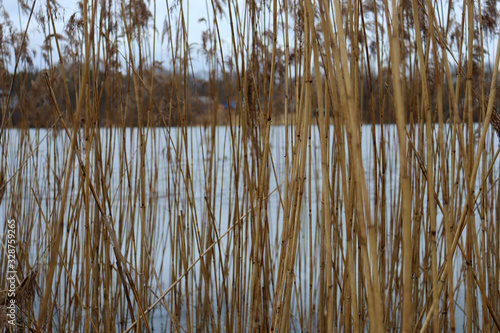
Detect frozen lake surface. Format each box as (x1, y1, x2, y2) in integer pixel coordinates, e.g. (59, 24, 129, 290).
(0, 123, 498, 331)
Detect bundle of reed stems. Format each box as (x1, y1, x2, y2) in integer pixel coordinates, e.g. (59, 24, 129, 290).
(0, 0, 499, 332)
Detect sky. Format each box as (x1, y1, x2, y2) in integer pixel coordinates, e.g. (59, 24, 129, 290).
(1, 0, 244, 74)
(4, 0, 499, 77)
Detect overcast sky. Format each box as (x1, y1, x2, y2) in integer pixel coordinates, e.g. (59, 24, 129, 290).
(1, 0, 244, 74)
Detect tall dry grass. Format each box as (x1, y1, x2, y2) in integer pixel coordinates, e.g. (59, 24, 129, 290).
(0, 0, 499, 332)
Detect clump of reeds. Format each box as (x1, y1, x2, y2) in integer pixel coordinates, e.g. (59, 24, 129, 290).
(1, 0, 500, 331)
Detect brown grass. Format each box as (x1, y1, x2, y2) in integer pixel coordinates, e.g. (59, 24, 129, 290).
(0, 0, 500, 332)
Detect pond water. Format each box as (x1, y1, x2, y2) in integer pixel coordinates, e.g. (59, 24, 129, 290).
(0, 123, 497, 331)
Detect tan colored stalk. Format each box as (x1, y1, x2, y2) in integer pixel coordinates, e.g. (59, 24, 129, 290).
(316, 2, 359, 330)
(331, 0, 383, 331)
(277, 64, 311, 333)
(411, 1, 439, 331)
(440, 29, 459, 332)
(84, 56, 92, 333)
(308, 1, 334, 331)
(473, 3, 493, 331)
(271, 4, 312, 329)
(269, 1, 294, 331)
(381, 0, 412, 332)
(120, 4, 152, 332)
(245, 0, 277, 329)
(465, 1, 475, 331)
